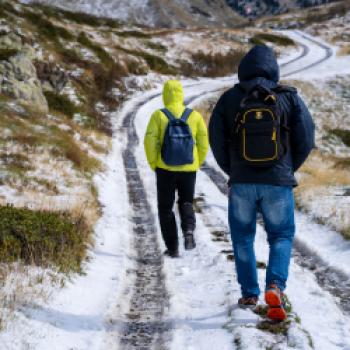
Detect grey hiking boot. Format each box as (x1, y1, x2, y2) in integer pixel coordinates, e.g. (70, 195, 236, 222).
(238, 296, 259, 309)
(184, 231, 196, 250)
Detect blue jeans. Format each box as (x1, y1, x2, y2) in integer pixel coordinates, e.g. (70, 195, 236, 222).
(228, 184, 295, 297)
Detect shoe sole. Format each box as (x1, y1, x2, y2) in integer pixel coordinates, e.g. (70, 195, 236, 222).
(266, 307, 287, 322)
(265, 290, 287, 322)
(238, 304, 257, 310)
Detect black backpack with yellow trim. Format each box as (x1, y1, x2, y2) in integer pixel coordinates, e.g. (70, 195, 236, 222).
(234, 84, 296, 167)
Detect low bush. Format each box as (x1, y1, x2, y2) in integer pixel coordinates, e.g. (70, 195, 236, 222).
(23, 11, 74, 42)
(115, 30, 151, 39)
(0, 1, 18, 18)
(145, 41, 167, 53)
(77, 32, 114, 67)
(115, 44, 176, 74)
(0, 205, 90, 273)
(249, 33, 295, 46)
(330, 129, 350, 147)
(0, 49, 19, 61)
(44, 91, 78, 118)
(181, 49, 245, 77)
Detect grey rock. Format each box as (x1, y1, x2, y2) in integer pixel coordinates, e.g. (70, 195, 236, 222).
(0, 32, 48, 113)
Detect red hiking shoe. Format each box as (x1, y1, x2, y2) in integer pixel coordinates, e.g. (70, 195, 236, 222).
(265, 284, 287, 322)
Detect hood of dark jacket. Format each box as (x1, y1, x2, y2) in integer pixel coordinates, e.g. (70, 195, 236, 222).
(238, 45, 280, 83)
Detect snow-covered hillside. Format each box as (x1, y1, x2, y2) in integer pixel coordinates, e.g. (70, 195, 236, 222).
(20, 0, 246, 28)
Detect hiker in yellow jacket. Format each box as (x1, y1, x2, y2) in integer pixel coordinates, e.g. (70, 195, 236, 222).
(144, 80, 209, 257)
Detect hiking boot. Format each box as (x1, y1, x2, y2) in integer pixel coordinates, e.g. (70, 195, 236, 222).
(164, 249, 179, 258)
(238, 296, 258, 309)
(265, 284, 287, 322)
(184, 231, 196, 250)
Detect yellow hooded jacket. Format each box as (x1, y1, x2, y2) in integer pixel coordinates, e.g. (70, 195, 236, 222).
(144, 80, 209, 172)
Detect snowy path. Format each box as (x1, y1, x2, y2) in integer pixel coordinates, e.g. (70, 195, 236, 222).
(132, 31, 350, 349)
(1, 30, 349, 350)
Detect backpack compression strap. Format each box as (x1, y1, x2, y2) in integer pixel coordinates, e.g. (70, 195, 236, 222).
(161, 108, 193, 122)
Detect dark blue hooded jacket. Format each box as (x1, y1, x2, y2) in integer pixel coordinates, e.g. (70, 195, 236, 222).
(209, 45, 315, 186)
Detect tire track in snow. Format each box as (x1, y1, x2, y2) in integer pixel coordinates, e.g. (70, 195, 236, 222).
(120, 96, 171, 349)
(282, 31, 333, 77)
(280, 42, 309, 69)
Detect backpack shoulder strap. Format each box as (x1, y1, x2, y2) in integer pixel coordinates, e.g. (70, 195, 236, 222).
(180, 108, 193, 123)
(272, 85, 297, 94)
(161, 108, 176, 121)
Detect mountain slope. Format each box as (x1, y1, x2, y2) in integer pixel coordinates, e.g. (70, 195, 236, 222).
(20, 0, 246, 28)
(227, 0, 339, 17)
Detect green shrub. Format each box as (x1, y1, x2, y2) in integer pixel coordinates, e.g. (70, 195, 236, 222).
(0, 49, 18, 61)
(249, 33, 295, 46)
(44, 91, 78, 118)
(56, 46, 86, 65)
(145, 41, 167, 53)
(0, 205, 90, 272)
(77, 31, 113, 67)
(330, 129, 350, 147)
(115, 44, 176, 74)
(0, 1, 18, 18)
(115, 30, 151, 38)
(23, 11, 74, 42)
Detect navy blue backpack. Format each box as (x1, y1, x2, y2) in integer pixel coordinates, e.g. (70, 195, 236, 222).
(161, 108, 194, 166)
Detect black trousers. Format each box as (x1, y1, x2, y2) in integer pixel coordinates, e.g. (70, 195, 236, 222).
(156, 168, 196, 251)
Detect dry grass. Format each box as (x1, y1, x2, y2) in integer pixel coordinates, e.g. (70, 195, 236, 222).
(193, 93, 223, 124)
(181, 49, 245, 77)
(0, 263, 64, 329)
(295, 151, 350, 239)
(337, 45, 350, 56)
(297, 151, 350, 190)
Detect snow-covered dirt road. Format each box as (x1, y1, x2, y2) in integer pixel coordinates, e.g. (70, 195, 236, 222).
(1, 30, 350, 350)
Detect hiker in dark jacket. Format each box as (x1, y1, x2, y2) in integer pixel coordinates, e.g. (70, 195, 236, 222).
(209, 45, 315, 321)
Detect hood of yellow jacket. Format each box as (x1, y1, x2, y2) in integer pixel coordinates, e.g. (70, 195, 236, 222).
(162, 80, 184, 109)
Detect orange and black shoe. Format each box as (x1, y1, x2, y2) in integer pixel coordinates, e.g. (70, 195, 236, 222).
(265, 284, 287, 322)
(238, 296, 259, 309)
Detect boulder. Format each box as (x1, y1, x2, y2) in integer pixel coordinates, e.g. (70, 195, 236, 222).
(0, 33, 48, 113)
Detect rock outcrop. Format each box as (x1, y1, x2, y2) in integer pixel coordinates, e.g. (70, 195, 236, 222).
(0, 28, 48, 113)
